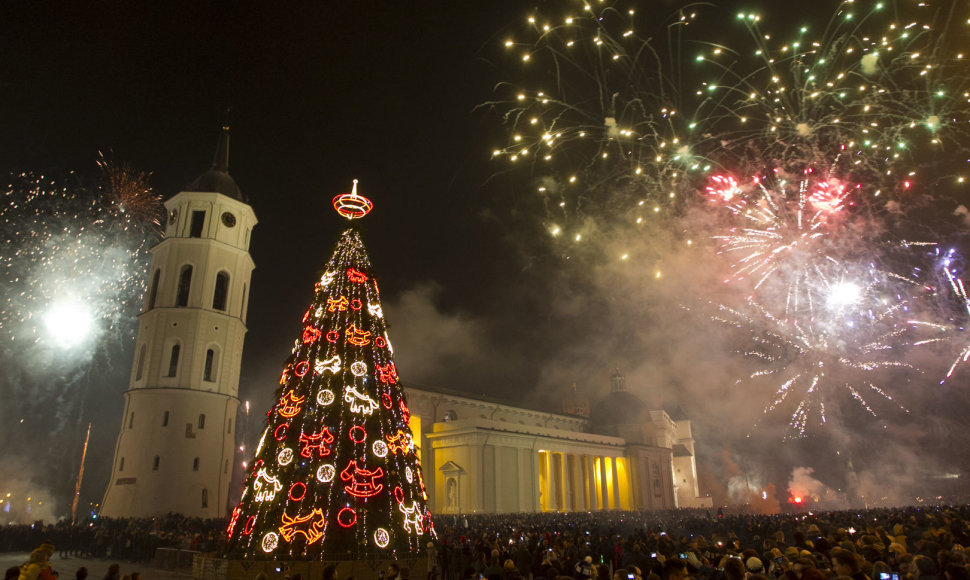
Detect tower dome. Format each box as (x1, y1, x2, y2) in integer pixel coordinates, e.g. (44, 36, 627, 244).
(589, 368, 646, 440)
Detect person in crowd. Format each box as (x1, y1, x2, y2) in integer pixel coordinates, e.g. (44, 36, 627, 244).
(662, 559, 689, 580)
(18, 547, 56, 580)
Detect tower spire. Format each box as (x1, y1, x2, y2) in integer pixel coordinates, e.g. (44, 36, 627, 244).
(212, 125, 230, 173)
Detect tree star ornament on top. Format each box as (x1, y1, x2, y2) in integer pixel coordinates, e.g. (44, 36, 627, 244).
(332, 179, 373, 220)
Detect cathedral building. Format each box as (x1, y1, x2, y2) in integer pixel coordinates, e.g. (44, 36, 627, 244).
(403, 369, 711, 514)
(100, 128, 256, 518)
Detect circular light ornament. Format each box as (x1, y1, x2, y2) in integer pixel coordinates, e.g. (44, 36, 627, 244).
(337, 507, 357, 528)
(277, 448, 294, 466)
(349, 426, 367, 443)
(262, 532, 279, 553)
(333, 179, 373, 220)
(372, 440, 388, 458)
(374, 528, 390, 548)
(317, 463, 336, 483)
(405, 467, 413, 483)
(350, 361, 368, 376)
(317, 389, 335, 406)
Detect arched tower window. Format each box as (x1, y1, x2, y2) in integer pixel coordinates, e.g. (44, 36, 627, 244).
(135, 344, 147, 380)
(241, 283, 248, 320)
(147, 269, 160, 310)
(193, 457, 200, 471)
(162, 410, 169, 427)
(198, 414, 206, 429)
(167, 344, 180, 377)
(201, 488, 208, 508)
(203, 348, 217, 382)
(176, 266, 193, 307)
(153, 456, 160, 471)
(119, 457, 125, 472)
(212, 272, 229, 311)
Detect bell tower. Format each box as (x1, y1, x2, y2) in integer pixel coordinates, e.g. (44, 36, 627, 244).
(100, 126, 257, 517)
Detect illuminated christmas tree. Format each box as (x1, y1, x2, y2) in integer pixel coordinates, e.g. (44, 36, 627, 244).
(227, 181, 433, 560)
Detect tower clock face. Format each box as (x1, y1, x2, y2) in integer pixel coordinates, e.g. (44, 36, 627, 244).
(168, 210, 178, 225)
(222, 211, 237, 227)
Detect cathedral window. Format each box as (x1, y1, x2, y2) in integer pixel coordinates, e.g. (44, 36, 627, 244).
(212, 272, 229, 311)
(153, 456, 160, 471)
(201, 488, 208, 508)
(204, 348, 216, 381)
(167, 344, 180, 377)
(227, 419, 232, 434)
(119, 457, 124, 472)
(198, 414, 206, 429)
(176, 266, 193, 307)
(190, 210, 206, 238)
(128, 412, 134, 429)
(162, 410, 169, 427)
(193, 457, 199, 471)
(147, 269, 160, 310)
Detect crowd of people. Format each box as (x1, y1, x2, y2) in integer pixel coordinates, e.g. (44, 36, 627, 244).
(430, 506, 970, 580)
(4, 505, 970, 580)
(0, 514, 224, 561)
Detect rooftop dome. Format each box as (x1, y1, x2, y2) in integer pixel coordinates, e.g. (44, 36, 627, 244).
(588, 389, 646, 437)
(185, 125, 244, 201)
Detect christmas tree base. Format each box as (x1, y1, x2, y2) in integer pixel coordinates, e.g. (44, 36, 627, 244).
(193, 553, 428, 580)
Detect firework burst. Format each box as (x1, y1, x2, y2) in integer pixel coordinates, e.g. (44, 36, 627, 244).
(489, 0, 970, 255)
(716, 292, 912, 439)
(705, 167, 871, 317)
(0, 167, 160, 366)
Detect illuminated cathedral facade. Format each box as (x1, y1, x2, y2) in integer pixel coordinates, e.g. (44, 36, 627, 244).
(403, 370, 711, 514)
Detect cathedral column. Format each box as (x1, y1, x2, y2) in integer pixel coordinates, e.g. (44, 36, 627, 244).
(599, 456, 609, 509)
(611, 456, 621, 510)
(586, 455, 598, 510)
(569, 454, 583, 511)
(559, 452, 571, 511)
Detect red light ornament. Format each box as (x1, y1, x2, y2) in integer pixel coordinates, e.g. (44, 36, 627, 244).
(332, 179, 373, 220)
(350, 299, 363, 311)
(302, 327, 322, 343)
(227, 506, 242, 538)
(242, 516, 256, 535)
(299, 429, 335, 458)
(294, 361, 310, 377)
(347, 267, 369, 283)
(337, 507, 357, 528)
(274, 424, 288, 441)
(340, 459, 385, 498)
(325, 331, 339, 343)
(349, 425, 367, 443)
(289, 482, 307, 501)
(375, 362, 398, 384)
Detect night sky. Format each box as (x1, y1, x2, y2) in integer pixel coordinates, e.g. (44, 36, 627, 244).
(0, 0, 580, 514)
(3, 0, 970, 517)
